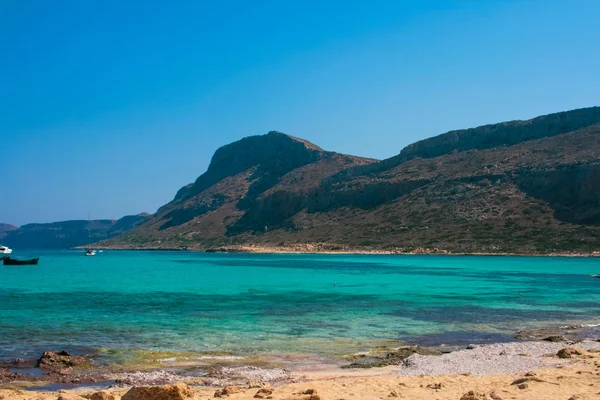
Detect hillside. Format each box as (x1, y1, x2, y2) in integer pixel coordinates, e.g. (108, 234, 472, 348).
(0, 223, 17, 239)
(2, 214, 150, 249)
(101, 107, 600, 254)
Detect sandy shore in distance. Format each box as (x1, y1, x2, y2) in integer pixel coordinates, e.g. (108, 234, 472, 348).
(90, 242, 600, 257)
(3, 341, 600, 400)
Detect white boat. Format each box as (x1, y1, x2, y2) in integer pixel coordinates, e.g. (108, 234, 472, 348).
(84, 214, 96, 256)
(0, 245, 12, 255)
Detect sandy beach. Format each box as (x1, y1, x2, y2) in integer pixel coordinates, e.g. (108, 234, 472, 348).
(89, 242, 600, 257)
(2, 340, 600, 400)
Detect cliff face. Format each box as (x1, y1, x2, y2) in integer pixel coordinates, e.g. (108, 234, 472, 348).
(102, 107, 600, 254)
(2, 214, 150, 249)
(335, 106, 600, 179)
(399, 106, 600, 161)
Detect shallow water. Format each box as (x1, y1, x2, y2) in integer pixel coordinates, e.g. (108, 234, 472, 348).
(1, 250, 599, 363)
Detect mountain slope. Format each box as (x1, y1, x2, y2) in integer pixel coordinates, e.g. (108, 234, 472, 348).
(102, 107, 600, 254)
(0, 223, 17, 239)
(105, 132, 375, 248)
(3, 214, 150, 249)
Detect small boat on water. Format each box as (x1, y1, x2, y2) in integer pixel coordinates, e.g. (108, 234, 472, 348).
(3, 257, 39, 266)
(0, 245, 12, 255)
(84, 214, 96, 256)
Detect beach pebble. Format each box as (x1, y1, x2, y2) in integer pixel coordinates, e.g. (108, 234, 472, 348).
(489, 391, 502, 400)
(297, 389, 321, 400)
(425, 383, 443, 389)
(121, 382, 193, 400)
(57, 394, 86, 400)
(557, 348, 583, 359)
(459, 390, 488, 400)
(89, 391, 116, 400)
(214, 386, 243, 397)
(388, 390, 399, 397)
(253, 387, 273, 398)
(517, 383, 528, 390)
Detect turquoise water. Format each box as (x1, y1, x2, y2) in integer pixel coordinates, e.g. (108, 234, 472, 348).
(1, 250, 600, 362)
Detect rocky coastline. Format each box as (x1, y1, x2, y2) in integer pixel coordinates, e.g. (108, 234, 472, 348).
(3, 340, 600, 399)
(3, 324, 600, 399)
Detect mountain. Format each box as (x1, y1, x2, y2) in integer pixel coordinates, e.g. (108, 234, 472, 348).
(0, 223, 18, 239)
(101, 107, 600, 254)
(2, 214, 150, 249)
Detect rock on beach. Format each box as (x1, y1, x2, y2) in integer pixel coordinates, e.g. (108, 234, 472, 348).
(121, 382, 194, 400)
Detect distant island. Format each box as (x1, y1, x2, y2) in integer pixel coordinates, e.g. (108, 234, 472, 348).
(1, 214, 150, 249)
(0, 223, 17, 239)
(8, 107, 600, 255)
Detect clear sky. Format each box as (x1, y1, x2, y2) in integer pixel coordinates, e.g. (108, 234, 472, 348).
(1, 0, 599, 226)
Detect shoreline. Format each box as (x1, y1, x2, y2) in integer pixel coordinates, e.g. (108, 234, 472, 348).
(80, 244, 600, 258)
(3, 339, 600, 399)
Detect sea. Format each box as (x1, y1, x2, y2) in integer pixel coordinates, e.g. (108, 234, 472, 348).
(1, 250, 600, 365)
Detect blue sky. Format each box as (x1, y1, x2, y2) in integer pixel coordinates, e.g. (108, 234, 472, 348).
(1, 0, 599, 226)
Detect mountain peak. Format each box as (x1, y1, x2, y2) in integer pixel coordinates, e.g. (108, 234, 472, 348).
(265, 131, 324, 151)
(177, 132, 326, 200)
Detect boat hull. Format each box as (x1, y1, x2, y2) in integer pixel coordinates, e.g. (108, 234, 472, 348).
(2, 257, 39, 266)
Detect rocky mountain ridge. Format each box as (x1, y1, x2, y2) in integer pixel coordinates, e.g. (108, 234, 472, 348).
(100, 107, 600, 254)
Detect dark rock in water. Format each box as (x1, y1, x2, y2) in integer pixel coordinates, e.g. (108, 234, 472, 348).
(36, 350, 90, 372)
(385, 347, 419, 363)
(543, 335, 567, 342)
(342, 346, 442, 369)
(121, 382, 194, 400)
(514, 326, 580, 341)
(0, 368, 25, 383)
(0, 357, 37, 368)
